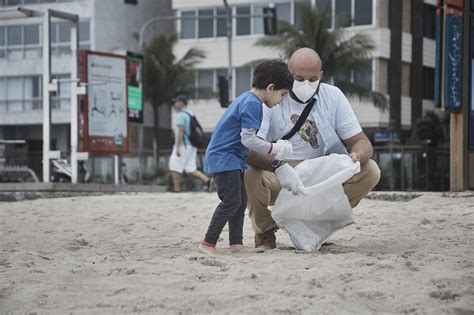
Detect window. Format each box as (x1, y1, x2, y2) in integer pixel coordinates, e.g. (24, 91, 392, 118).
(0, 27, 5, 58)
(354, 0, 372, 26)
(181, 10, 196, 39)
(7, 26, 22, 45)
(124, 0, 137, 4)
(198, 9, 213, 38)
(235, 67, 251, 96)
(422, 67, 435, 100)
(335, 0, 352, 27)
(401, 62, 411, 97)
(24, 25, 39, 45)
(196, 70, 214, 98)
(216, 7, 227, 37)
(423, 4, 436, 40)
(236, 6, 251, 36)
(295, 0, 312, 29)
(316, 0, 332, 28)
(276, 3, 291, 24)
(253, 4, 265, 35)
(0, 27, 5, 45)
(79, 21, 90, 42)
(354, 60, 373, 90)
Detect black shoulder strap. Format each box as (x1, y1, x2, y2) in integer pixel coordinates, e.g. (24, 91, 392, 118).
(281, 97, 317, 140)
(181, 110, 193, 119)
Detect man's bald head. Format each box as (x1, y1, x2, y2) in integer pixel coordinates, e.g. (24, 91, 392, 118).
(288, 48, 323, 82)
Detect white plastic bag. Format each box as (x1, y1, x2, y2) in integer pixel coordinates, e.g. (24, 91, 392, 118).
(272, 154, 360, 252)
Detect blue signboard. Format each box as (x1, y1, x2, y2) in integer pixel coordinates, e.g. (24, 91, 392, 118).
(470, 16, 474, 151)
(374, 132, 400, 143)
(444, 10, 463, 110)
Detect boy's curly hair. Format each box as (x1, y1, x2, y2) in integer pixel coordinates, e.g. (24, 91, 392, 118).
(252, 59, 293, 90)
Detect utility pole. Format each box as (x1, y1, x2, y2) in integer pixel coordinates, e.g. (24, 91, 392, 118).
(224, 0, 233, 101)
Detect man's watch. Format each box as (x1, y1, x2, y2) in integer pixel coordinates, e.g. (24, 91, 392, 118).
(271, 159, 286, 171)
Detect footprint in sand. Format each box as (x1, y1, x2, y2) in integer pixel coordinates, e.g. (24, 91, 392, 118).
(429, 290, 460, 302)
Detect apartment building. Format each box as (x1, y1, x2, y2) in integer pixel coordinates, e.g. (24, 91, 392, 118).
(0, 0, 172, 178)
(171, 0, 438, 140)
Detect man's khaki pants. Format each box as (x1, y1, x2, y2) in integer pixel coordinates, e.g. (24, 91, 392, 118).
(244, 159, 381, 235)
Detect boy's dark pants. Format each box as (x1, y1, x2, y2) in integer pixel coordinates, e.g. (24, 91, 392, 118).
(204, 170, 247, 246)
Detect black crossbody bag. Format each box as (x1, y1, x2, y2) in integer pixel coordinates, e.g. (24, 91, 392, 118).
(281, 84, 320, 140)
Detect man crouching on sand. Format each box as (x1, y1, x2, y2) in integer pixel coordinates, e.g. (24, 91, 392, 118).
(244, 47, 381, 250)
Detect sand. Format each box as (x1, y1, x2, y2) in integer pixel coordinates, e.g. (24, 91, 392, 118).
(1, 192, 473, 314)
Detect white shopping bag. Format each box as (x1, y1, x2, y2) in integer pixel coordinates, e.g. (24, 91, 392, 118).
(272, 154, 360, 252)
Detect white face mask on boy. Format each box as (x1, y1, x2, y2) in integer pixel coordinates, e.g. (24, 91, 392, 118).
(291, 79, 320, 103)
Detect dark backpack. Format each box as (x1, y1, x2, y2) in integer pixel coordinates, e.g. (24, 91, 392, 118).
(182, 111, 204, 148)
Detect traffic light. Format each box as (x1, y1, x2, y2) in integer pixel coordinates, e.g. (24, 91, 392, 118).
(263, 7, 277, 35)
(218, 76, 230, 107)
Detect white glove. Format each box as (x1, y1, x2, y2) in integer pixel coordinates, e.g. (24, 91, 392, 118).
(271, 140, 293, 160)
(275, 163, 306, 195)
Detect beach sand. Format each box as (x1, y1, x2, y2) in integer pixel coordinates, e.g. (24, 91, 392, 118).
(1, 192, 473, 313)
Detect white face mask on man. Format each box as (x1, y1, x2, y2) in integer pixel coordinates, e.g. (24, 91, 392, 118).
(292, 79, 320, 103)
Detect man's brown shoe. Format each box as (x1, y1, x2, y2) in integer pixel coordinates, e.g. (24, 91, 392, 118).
(255, 229, 276, 249)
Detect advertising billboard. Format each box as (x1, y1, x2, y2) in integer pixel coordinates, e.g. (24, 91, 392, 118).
(443, 7, 463, 110)
(80, 51, 129, 154)
(126, 51, 144, 123)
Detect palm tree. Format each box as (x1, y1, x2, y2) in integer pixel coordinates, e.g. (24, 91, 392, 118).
(256, 7, 387, 108)
(142, 33, 205, 164)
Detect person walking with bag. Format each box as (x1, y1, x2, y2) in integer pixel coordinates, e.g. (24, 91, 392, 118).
(169, 95, 212, 192)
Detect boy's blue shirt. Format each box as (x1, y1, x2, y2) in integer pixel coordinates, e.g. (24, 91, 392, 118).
(204, 91, 263, 174)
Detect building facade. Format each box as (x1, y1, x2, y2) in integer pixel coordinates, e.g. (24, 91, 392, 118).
(171, 0, 438, 140)
(0, 0, 173, 179)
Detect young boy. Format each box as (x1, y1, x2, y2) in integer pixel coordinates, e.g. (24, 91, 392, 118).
(200, 59, 294, 254)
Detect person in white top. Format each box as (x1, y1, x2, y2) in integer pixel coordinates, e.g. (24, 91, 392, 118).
(244, 47, 381, 249)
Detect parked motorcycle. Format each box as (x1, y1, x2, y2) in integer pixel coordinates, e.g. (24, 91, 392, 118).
(50, 159, 90, 183)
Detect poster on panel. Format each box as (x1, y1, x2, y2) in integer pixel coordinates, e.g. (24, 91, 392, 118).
(443, 7, 463, 110)
(84, 51, 129, 154)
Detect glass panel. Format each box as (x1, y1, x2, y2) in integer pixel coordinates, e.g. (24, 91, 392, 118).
(51, 23, 58, 43)
(25, 0, 41, 3)
(253, 4, 264, 35)
(335, 0, 352, 27)
(422, 67, 435, 100)
(7, 25, 22, 45)
(197, 70, 213, 98)
(24, 24, 39, 45)
(235, 67, 251, 96)
(0, 27, 5, 45)
(7, 0, 21, 5)
(216, 7, 227, 37)
(7, 77, 22, 100)
(354, 60, 372, 89)
(401, 62, 410, 96)
(295, 0, 312, 30)
(198, 9, 213, 38)
(0, 78, 5, 100)
(79, 21, 90, 42)
(24, 76, 33, 98)
(354, 0, 373, 26)
(423, 4, 436, 39)
(180, 11, 196, 39)
(0, 49, 5, 58)
(58, 22, 70, 42)
(316, 0, 332, 28)
(276, 3, 291, 23)
(236, 6, 251, 36)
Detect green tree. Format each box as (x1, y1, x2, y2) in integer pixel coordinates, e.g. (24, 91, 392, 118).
(407, 111, 449, 147)
(142, 33, 205, 163)
(256, 7, 387, 108)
